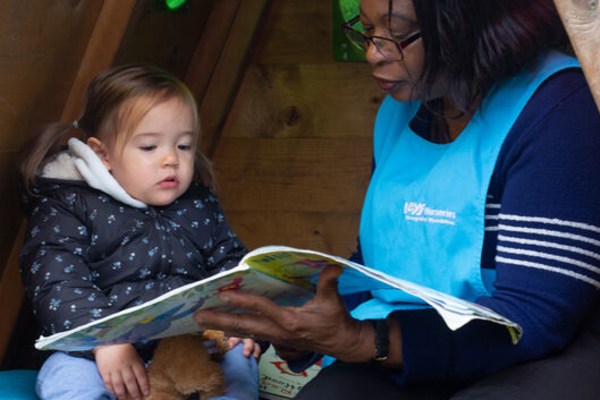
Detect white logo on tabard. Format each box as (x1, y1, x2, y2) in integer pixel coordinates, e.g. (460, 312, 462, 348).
(404, 202, 457, 226)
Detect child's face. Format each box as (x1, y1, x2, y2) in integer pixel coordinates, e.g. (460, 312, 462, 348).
(93, 97, 196, 206)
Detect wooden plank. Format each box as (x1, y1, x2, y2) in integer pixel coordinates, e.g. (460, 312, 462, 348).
(226, 211, 360, 257)
(198, 0, 271, 157)
(554, 0, 600, 110)
(0, 4, 106, 360)
(0, 1, 103, 151)
(113, 0, 215, 78)
(185, 0, 241, 102)
(213, 137, 372, 213)
(0, 58, 77, 151)
(0, 1, 103, 57)
(61, 0, 137, 121)
(222, 63, 379, 139)
(253, 0, 334, 64)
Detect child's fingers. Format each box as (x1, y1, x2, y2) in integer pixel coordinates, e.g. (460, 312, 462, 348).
(227, 337, 259, 357)
(242, 338, 257, 357)
(133, 362, 150, 397)
(228, 336, 242, 349)
(252, 342, 262, 359)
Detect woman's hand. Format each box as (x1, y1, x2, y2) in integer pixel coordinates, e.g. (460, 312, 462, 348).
(194, 265, 374, 363)
(271, 343, 314, 363)
(93, 343, 149, 400)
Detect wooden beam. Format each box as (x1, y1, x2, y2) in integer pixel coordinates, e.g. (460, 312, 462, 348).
(554, 0, 600, 111)
(61, 0, 137, 121)
(185, 0, 242, 104)
(0, 0, 136, 364)
(194, 0, 271, 158)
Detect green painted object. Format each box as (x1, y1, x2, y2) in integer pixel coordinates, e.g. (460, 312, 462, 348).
(332, 0, 365, 61)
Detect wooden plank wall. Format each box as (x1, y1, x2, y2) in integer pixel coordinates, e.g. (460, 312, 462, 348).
(0, 2, 105, 364)
(0, 0, 143, 368)
(213, 0, 380, 257)
(192, 0, 271, 158)
(0, 0, 269, 368)
(113, 0, 216, 77)
(216, 0, 600, 258)
(0, 0, 103, 283)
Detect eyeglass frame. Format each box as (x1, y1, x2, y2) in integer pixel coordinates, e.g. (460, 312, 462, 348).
(342, 15, 421, 61)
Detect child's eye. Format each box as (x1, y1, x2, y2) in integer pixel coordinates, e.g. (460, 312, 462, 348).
(178, 144, 192, 151)
(139, 145, 156, 151)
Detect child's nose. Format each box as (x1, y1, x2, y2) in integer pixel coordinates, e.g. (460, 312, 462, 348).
(162, 150, 179, 167)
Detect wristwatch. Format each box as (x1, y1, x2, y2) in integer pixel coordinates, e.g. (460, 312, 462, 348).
(371, 318, 389, 362)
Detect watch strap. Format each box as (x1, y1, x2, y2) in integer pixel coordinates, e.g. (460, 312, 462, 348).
(371, 318, 389, 362)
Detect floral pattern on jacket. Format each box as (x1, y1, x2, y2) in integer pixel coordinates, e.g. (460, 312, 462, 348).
(19, 177, 247, 337)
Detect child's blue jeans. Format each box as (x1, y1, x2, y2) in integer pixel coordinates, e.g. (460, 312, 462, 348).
(36, 343, 258, 400)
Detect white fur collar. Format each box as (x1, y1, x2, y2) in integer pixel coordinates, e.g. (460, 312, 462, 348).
(41, 138, 147, 209)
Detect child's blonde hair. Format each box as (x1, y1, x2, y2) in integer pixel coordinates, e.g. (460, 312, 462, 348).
(21, 64, 214, 192)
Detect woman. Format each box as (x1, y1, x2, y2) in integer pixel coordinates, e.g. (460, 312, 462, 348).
(194, 1, 600, 398)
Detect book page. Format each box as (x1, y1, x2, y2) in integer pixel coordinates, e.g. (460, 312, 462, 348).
(36, 245, 523, 351)
(35, 266, 313, 351)
(244, 246, 523, 343)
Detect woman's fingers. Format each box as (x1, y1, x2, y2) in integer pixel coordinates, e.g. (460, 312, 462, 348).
(314, 265, 344, 302)
(194, 265, 350, 354)
(195, 305, 279, 340)
(220, 290, 280, 318)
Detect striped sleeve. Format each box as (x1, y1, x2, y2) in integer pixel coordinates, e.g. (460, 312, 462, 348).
(485, 208, 600, 290)
(478, 69, 600, 356)
(396, 69, 600, 385)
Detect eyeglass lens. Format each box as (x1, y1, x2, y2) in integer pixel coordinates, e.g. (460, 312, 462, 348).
(344, 29, 404, 61)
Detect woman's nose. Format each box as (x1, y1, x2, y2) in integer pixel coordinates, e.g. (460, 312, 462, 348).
(364, 41, 385, 65)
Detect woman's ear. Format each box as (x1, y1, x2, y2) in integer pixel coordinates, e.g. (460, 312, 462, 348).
(86, 137, 111, 171)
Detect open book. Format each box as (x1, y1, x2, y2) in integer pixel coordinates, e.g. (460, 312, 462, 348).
(35, 245, 523, 351)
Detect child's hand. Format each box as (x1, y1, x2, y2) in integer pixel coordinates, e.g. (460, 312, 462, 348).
(93, 343, 149, 400)
(228, 336, 262, 359)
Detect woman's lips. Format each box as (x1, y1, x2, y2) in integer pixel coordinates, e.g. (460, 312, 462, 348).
(373, 76, 401, 92)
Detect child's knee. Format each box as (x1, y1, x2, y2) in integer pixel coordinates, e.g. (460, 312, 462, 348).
(37, 352, 113, 400)
(217, 344, 259, 400)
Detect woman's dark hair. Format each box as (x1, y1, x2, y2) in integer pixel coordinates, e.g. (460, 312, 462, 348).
(411, 0, 572, 113)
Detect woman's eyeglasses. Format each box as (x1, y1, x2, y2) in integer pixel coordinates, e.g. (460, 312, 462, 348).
(342, 16, 421, 61)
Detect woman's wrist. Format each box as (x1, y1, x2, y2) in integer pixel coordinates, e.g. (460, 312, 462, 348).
(335, 319, 377, 363)
(336, 317, 403, 368)
(371, 318, 390, 362)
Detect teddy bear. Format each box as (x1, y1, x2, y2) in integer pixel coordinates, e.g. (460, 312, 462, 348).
(143, 330, 229, 400)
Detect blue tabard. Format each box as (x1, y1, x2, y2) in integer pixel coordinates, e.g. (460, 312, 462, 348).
(351, 52, 580, 321)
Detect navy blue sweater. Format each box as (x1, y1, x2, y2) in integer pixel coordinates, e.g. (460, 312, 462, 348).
(349, 69, 600, 385)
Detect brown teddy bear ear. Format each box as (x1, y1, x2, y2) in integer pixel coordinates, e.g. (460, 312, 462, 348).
(202, 329, 229, 358)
